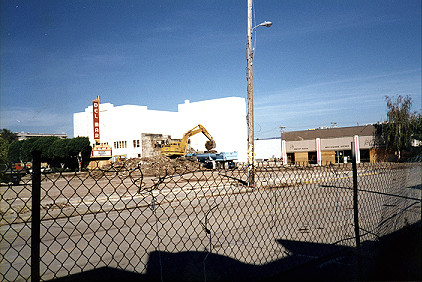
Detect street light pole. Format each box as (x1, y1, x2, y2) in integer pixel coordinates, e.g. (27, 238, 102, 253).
(247, 0, 254, 186)
(247, 0, 272, 186)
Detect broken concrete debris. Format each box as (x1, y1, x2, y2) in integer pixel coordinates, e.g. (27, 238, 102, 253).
(91, 155, 202, 178)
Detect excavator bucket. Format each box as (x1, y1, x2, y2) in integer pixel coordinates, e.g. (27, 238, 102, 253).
(205, 140, 216, 151)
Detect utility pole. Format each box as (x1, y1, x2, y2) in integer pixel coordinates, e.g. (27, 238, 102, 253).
(246, 0, 272, 186)
(247, 0, 254, 186)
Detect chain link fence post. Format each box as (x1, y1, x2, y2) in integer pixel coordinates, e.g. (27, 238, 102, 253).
(351, 141, 362, 279)
(31, 150, 41, 282)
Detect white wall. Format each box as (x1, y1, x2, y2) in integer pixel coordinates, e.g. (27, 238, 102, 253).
(255, 139, 282, 160)
(178, 97, 248, 162)
(73, 97, 248, 161)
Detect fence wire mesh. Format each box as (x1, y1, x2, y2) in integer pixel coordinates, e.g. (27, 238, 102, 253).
(1, 159, 421, 281)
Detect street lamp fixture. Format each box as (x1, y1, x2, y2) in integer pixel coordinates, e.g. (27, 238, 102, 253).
(247, 0, 272, 186)
(253, 21, 273, 30)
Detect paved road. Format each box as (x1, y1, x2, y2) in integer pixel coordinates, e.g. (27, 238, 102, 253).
(1, 164, 420, 281)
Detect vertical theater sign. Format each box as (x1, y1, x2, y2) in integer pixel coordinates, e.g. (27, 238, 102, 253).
(93, 96, 101, 144)
(91, 96, 112, 158)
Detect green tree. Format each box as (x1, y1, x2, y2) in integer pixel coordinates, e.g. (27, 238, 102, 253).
(7, 141, 23, 163)
(1, 129, 18, 167)
(20, 138, 37, 162)
(68, 137, 91, 170)
(412, 113, 422, 142)
(4, 136, 92, 170)
(0, 129, 18, 144)
(32, 136, 60, 164)
(384, 95, 419, 160)
(50, 138, 70, 168)
(50, 139, 69, 159)
(0, 138, 9, 165)
(67, 137, 91, 157)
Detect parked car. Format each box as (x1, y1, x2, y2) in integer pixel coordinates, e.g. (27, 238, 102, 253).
(0, 164, 24, 185)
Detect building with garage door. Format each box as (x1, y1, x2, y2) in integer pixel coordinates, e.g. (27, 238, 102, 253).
(73, 97, 248, 162)
(279, 125, 388, 165)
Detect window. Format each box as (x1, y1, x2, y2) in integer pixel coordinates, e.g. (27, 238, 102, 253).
(335, 150, 352, 163)
(287, 153, 295, 164)
(114, 141, 127, 149)
(133, 140, 140, 148)
(360, 149, 370, 163)
(308, 151, 317, 164)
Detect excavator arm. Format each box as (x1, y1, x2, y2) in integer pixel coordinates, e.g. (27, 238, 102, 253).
(161, 124, 216, 156)
(179, 125, 215, 152)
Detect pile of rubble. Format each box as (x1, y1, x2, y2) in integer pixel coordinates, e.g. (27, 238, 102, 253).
(91, 155, 202, 178)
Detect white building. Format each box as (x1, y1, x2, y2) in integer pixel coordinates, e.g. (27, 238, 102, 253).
(16, 132, 68, 141)
(255, 138, 282, 160)
(73, 97, 248, 162)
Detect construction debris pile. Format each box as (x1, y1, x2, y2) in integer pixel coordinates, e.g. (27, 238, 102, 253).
(91, 155, 202, 178)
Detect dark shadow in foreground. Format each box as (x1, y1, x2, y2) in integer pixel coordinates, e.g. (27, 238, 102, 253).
(52, 221, 420, 282)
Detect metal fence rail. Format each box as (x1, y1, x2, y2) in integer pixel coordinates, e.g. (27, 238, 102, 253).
(1, 158, 421, 281)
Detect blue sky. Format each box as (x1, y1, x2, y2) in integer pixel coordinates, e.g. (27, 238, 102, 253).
(1, 0, 420, 138)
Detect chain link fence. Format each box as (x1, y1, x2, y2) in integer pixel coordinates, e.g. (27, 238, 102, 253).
(1, 155, 421, 281)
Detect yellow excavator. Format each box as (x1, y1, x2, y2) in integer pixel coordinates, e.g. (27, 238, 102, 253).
(161, 124, 216, 157)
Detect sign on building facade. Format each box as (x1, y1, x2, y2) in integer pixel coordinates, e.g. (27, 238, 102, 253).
(93, 96, 100, 144)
